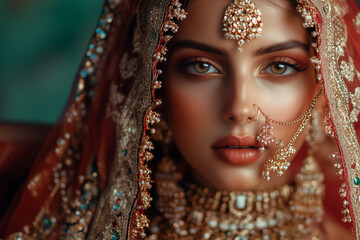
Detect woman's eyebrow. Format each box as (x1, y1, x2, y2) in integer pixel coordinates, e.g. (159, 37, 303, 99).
(168, 40, 309, 57)
(168, 40, 227, 57)
(255, 40, 310, 56)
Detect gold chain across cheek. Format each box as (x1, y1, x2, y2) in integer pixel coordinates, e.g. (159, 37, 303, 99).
(222, 0, 263, 52)
(255, 87, 323, 181)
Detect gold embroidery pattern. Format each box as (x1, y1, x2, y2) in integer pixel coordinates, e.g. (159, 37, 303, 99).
(107, 83, 125, 121)
(350, 87, 360, 123)
(314, 0, 360, 238)
(80, 1, 166, 239)
(131, 1, 187, 237)
(120, 52, 139, 80)
(87, 1, 187, 239)
(356, 12, 360, 32)
(9, 1, 125, 238)
(340, 57, 355, 82)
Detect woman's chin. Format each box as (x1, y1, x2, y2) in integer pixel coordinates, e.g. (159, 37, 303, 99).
(190, 166, 292, 191)
(190, 169, 262, 191)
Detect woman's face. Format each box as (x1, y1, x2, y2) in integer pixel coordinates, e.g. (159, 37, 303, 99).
(164, 0, 318, 191)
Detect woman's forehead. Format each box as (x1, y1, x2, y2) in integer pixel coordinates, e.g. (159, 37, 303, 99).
(174, 0, 308, 55)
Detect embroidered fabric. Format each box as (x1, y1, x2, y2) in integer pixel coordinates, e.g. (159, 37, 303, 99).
(0, 0, 359, 239)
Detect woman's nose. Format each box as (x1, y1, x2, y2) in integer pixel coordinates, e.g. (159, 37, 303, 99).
(221, 77, 257, 124)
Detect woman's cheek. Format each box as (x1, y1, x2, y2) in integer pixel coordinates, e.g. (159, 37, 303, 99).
(256, 82, 312, 123)
(167, 78, 218, 134)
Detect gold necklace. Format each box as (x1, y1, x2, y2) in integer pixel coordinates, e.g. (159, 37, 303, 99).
(148, 156, 324, 240)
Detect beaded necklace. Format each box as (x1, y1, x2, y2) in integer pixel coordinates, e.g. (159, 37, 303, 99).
(147, 156, 324, 240)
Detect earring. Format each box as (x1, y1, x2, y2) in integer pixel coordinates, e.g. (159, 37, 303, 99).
(258, 87, 323, 181)
(306, 109, 325, 146)
(289, 155, 324, 223)
(289, 122, 325, 224)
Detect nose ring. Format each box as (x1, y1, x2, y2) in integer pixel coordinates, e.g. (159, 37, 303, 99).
(247, 105, 260, 123)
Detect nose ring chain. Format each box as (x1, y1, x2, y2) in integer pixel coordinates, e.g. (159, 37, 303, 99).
(253, 87, 323, 180)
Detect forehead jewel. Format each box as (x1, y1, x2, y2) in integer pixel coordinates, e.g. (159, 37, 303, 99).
(222, 0, 263, 52)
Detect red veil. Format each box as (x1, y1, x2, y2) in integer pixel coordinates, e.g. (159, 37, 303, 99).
(0, 0, 359, 239)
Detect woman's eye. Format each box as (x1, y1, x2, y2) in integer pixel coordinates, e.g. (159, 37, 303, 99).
(270, 63, 289, 74)
(194, 62, 211, 73)
(182, 61, 219, 75)
(262, 60, 305, 76)
(265, 62, 295, 75)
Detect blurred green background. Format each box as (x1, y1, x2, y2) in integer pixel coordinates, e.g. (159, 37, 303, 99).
(0, 0, 359, 124)
(0, 0, 103, 124)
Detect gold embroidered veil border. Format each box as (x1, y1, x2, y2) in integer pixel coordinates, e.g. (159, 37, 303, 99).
(311, 0, 360, 238)
(88, 0, 175, 239)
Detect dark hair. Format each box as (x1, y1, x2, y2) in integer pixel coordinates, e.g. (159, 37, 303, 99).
(182, 0, 193, 9)
(180, 0, 312, 37)
(264, 0, 301, 17)
(182, 0, 300, 17)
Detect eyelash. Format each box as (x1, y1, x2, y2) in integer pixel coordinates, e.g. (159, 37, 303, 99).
(177, 58, 220, 76)
(265, 58, 306, 73)
(176, 57, 307, 78)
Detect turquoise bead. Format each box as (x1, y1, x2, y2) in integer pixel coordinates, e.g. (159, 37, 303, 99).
(113, 204, 120, 211)
(42, 217, 52, 230)
(122, 150, 128, 156)
(354, 177, 360, 185)
(111, 232, 119, 240)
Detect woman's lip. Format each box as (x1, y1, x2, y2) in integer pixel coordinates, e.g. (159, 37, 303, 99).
(212, 135, 258, 148)
(212, 136, 262, 165)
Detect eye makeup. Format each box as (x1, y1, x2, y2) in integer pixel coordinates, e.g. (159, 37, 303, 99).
(175, 57, 222, 78)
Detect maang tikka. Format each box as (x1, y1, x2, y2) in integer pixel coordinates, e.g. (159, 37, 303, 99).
(222, 0, 263, 52)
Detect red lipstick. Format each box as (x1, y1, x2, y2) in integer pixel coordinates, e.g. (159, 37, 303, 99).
(212, 135, 262, 165)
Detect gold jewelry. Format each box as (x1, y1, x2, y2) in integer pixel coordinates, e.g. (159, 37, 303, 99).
(307, 109, 325, 146)
(246, 105, 260, 123)
(256, 87, 323, 181)
(149, 155, 324, 240)
(222, 0, 263, 52)
(323, 108, 336, 138)
(290, 124, 325, 224)
(155, 156, 187, 233)
(256, 117, 283, 152)
(290, 155, 324, 223)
